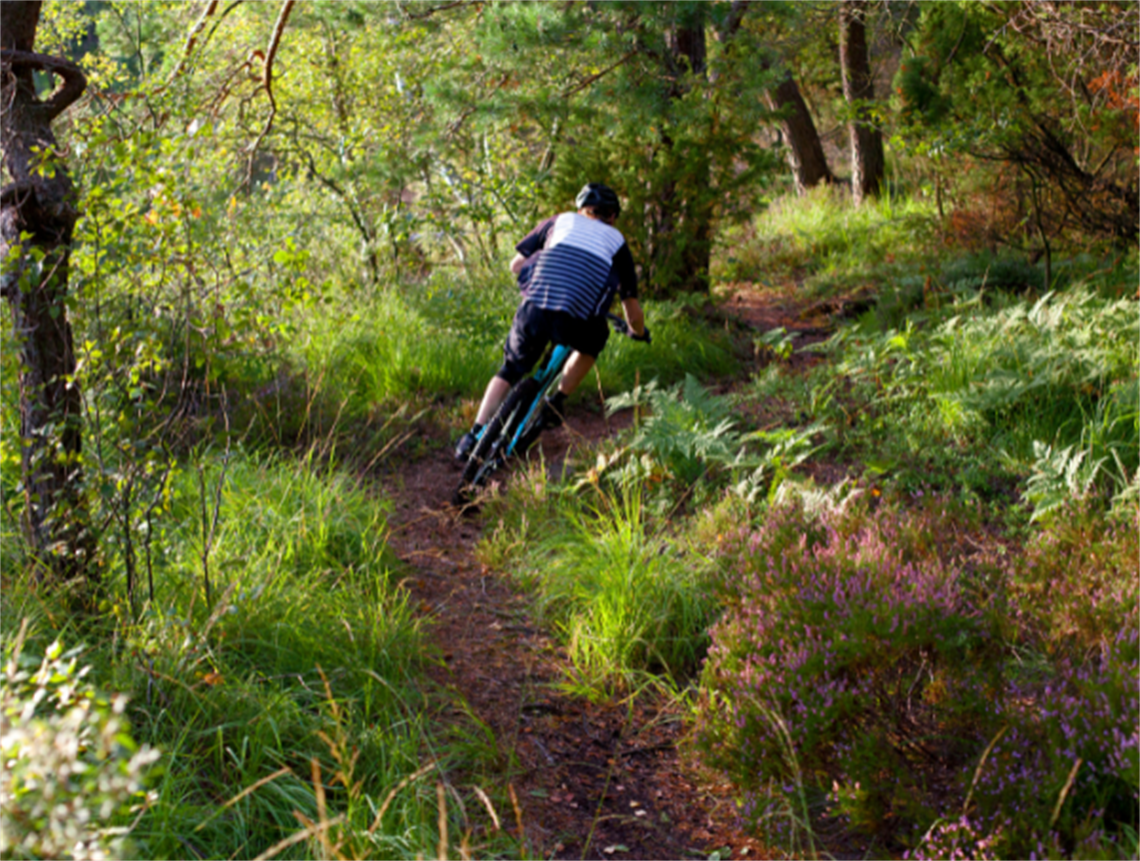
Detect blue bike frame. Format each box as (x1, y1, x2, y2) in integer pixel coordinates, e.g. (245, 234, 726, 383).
(474, 341, 573, 459)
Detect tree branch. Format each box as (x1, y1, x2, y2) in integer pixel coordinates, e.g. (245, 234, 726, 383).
(247, 0, 296, 179)
(167, 0, 220, 82)
(0, 48, 87, 120)
(0, 179, 36, 209)
(562, 50, 638, 99)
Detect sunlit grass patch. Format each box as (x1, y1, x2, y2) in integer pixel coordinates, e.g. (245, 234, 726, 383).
(297, 277, 515, 417)
(712, 184, 940, 295)
(0, 451, 486, 860)
(594, 297, 742, 397)
(291, 274, 740, 436)
(482, 479, 717, 697)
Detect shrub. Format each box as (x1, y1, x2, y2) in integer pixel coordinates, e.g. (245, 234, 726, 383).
(1010, 506, 1139, 653)
(600, 374, 823, 511)
(697, 500, 1002, 848)
(909, 631, 1138, 860)
(1, 631, 159, 861)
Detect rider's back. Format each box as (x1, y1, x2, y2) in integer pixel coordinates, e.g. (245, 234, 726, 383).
(517, 212, 630, 320)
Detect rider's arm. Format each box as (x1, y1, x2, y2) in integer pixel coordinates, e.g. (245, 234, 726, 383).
(512, 216, 557, 277)
(621, 297, 645, 337)
(612, 244, 644, 337)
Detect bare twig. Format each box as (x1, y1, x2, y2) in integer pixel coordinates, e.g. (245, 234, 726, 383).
(194, 767, 292, 832)
(1050, 757, 1083, 829)
(247, 0, 296, 179)
(167, 0, 220, 82)
(368, 763, 438, 833)
(0, 179, 36, 210)
(251, 813, 344, 861)
(962, 725, 1009, 815)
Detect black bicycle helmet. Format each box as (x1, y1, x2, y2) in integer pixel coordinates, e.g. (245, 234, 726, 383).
(575, 182, 621, 218)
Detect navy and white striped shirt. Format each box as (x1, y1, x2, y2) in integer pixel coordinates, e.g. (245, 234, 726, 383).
(516, 213, 638, 320)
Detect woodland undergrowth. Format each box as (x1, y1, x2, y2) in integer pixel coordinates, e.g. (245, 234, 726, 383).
(480, 192, 1139, 860)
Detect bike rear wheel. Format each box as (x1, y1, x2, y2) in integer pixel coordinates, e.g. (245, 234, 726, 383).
(455, 377, 541, 501)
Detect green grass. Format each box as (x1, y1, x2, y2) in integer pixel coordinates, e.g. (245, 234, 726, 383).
(591, 296, 742, 397)
(291, 275, 741, 433)
(295, 274, 517, 417)
(712, 184, 941, 297)
(1, 451, 510, 860)
(479, 474, 718, 698)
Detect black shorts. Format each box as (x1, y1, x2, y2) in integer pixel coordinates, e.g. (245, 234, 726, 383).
(497, 301, 610, 385)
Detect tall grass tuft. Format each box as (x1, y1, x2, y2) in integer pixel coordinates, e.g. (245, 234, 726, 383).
(298, 277, 515, 415)
(494, 481, 718, 696)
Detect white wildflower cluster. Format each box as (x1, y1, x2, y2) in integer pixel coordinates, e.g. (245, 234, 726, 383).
(1, 637, 159, 861)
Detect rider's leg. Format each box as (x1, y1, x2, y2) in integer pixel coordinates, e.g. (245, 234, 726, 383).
(556, 351, 596, 396)
(540, 351, 596, 429)
(456, 374, 513, 460)
(458, 302, 548, 460)
(475, 375, 513, 426)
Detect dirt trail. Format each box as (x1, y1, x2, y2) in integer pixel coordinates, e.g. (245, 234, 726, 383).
(381, 286, 822, 860)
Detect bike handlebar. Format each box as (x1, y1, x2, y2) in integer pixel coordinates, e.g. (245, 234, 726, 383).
(606, 313, 652, 344)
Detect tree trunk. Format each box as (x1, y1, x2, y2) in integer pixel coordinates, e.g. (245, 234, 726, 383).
(713, 4, 833, 196)
(1, 0, 92, 583)
(839, 0, 884, 204)
(657, 5, 712, 294)
(765, 71, 836, 194)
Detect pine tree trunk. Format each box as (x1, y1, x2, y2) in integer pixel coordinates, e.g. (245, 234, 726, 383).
(1, 0, 92, 583)
(839, 0, 884, 204)
(713, 4, 833, 197)
(766, 71, 836, 194)
(660, 6, 711, 294)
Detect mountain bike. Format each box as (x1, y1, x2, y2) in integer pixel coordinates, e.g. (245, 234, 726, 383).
(454, 313, 650, 504)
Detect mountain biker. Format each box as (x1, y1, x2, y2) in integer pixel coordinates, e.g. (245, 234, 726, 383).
(456, 182, 647, 461)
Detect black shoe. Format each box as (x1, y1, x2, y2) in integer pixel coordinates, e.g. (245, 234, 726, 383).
(538, 397, 564, 431)
(455, 430, 478, 461)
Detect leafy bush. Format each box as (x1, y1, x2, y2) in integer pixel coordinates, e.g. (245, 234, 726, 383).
(698, 500, 1139, 858)
(908, 620, 1138, 860)
(2, 632, 159, 861)
(606, 375, 744, 487)
(1009, 506, 1139, 660)
(697, 500, 1001, 848)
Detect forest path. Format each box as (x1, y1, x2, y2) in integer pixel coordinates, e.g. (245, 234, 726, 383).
(380, 284, 826, 860)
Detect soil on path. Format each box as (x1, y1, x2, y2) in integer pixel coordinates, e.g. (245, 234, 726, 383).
(380, 285, 816, 860)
